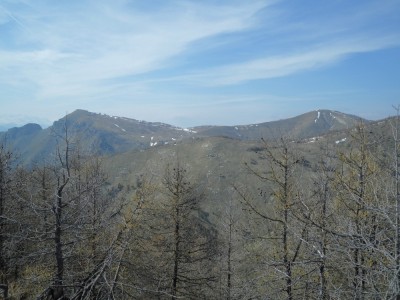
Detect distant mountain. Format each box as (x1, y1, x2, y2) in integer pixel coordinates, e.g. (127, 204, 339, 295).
(193, 110, 367, 140)
(103, 115, 395, 223)
(102, 115, 391, 223)
(51, 109, 196, 153)
(0, 109, 195, 165)
(0, 123, 19, 132)
(0, 109, 367, 165)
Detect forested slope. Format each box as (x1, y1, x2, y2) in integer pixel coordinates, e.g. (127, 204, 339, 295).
(0, 113, 398, 299)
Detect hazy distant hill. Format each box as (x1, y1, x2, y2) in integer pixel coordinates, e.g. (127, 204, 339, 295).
(0, 107, 394, 244)
(0, 109, 367, 165)
(193, 109, 366, 140)
(0, 109, 195, 164)
(0, 123, 20, 132)
(102, 115, 393, 222)
(0, 108, 394, 298)
(51, 109, 196, 152)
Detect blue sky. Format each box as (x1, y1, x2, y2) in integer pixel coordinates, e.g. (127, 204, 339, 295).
(1, 0, 399, 128)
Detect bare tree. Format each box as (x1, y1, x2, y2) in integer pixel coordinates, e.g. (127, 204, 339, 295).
(334, 123, 382, 299)
(162, 163, 217, 299)
(375, 106, 400, 299)
(237, 137, 313, 299)
(0, 140, 19, 298)
(301, 143, 339, 300)
(216, 188, 250, 300)
(10, 118, 117, 298)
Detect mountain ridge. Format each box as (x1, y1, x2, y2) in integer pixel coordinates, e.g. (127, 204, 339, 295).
(193, 109, 367, 140)
(0, 108, 368, 165)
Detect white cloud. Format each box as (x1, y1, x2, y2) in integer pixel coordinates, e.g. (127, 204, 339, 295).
(181, 35, 400, 86)
(0, 0, 399, 126)
(0, 0, 269, 99)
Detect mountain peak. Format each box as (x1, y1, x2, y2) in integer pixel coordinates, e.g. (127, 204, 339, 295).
(67, 109, 95, 119)
(7, 123, 42, 137)
(1, 109, 370, 165)
(193, 109, 366, 140)
(308, 109, 366, 129)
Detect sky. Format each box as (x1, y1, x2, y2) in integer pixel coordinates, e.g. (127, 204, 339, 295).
(1, 0, 400, 128)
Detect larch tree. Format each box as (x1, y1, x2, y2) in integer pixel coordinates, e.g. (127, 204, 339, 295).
(302, 143, 340, 299)
(216, 188, 249, 300)
(334, 123, 382, 299)
(14, 118, 116, 299)
(108, 163, 218, 299)
(238, 137, 313, 299)
(0, 140, 20, 298)
(161, 163, 217, 299)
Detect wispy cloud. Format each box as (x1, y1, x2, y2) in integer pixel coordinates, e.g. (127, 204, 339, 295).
(0, 0, 399, 126)
(0, 0, 269, 99)
(160, 0, 400, 87)
(180, 34, 400, 86)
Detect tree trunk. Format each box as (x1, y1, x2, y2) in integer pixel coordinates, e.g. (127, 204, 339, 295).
(172, 205, 180, 299)
(54, 186, 64, 295)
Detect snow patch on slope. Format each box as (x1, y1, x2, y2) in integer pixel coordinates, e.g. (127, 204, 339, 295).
(314, 110, 321, 123)
(114, 124, 126, 132)
(335, 137, 347, 144)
